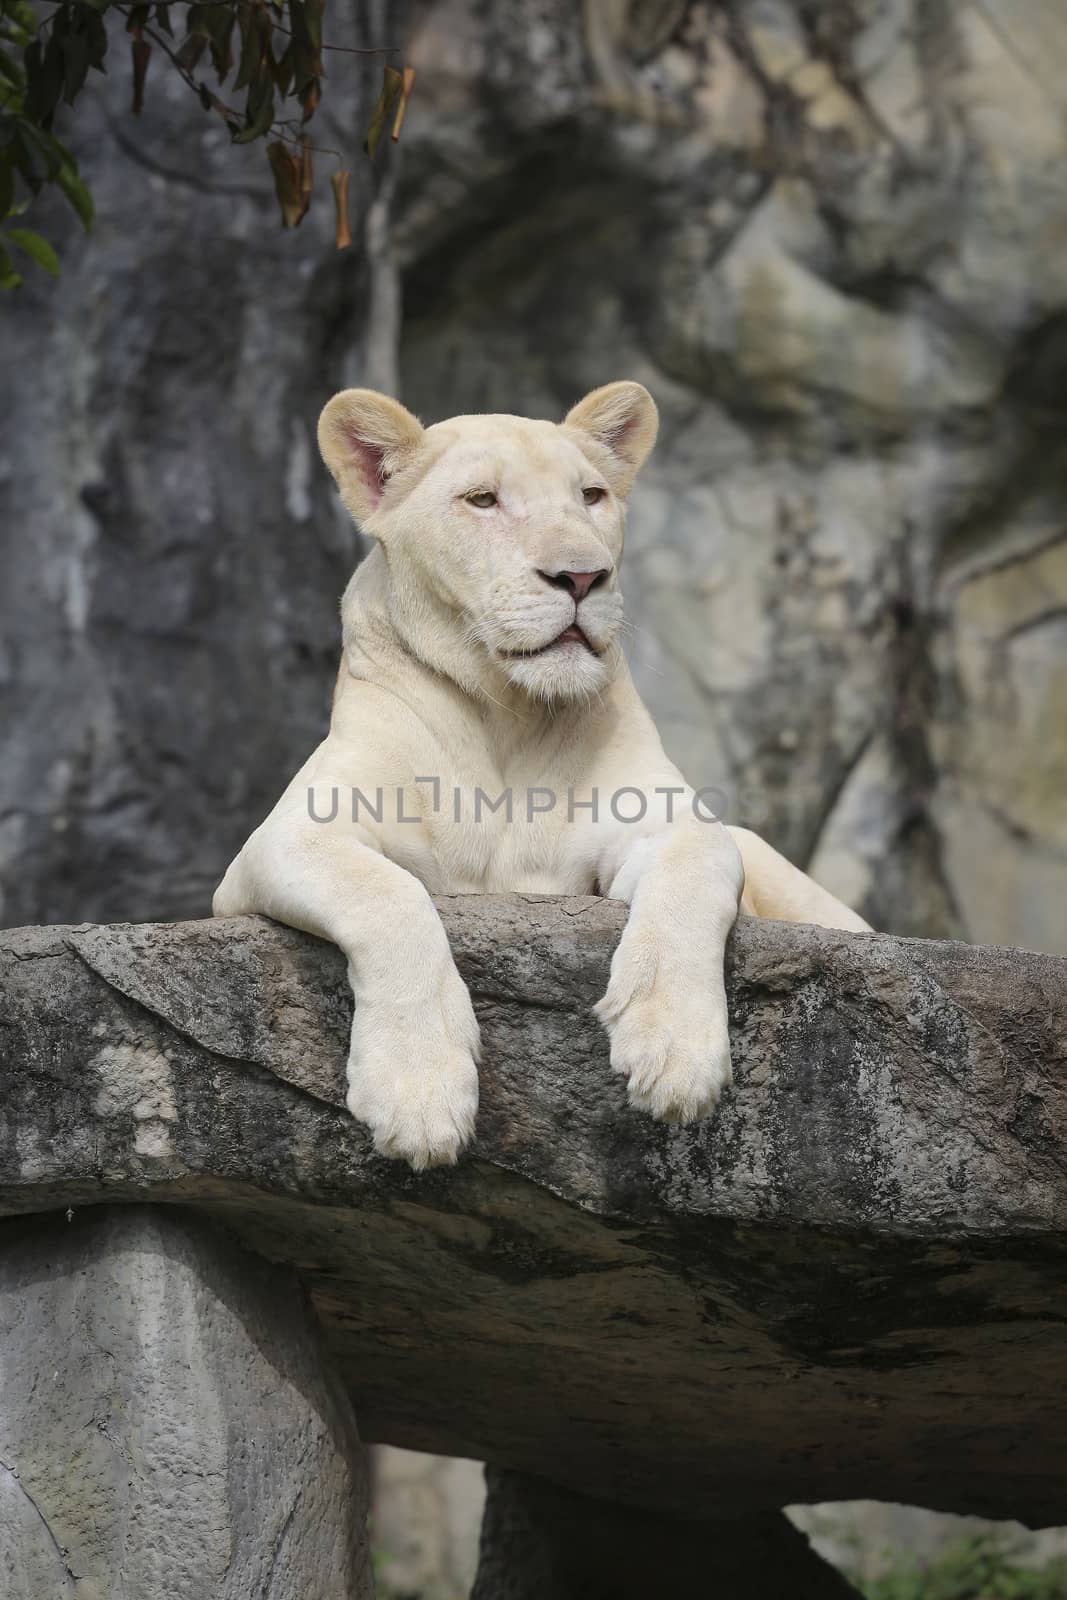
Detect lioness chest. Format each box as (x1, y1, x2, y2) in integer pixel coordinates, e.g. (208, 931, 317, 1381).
(372, 779, 602, 896)
(328, 663, 633, 897)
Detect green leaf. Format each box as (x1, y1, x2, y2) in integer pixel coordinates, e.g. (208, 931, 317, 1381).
(207, 12, 235, 83)
(8, 225, 59, 275)
(304, 0, 325, 53)
(0, 152, 12, 220)
(6, 0, 37, 33)
(231, 21, 256, 92)
(233, 5, 273, 94)
(61, 30, 90, 105)
(13, 122, 54, 190)
(85, 12, 109, 73)
(57, 161, 93, 228)
(0, 239, 22, 288)
(287, 0, 309, 50)
(271, 40, 293, 96)
(24, 32, 65, 130)
(189, 4, 236, 56)
(0, 50, 25, 89)
(286, 1, 321, 90)
(233, 73, 274, 143)
(21, 36, 41, 104)
(185, 2, 214, 36)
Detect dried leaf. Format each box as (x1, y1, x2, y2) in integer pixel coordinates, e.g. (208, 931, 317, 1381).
(364, 64, 402, 158)
(300, 133, 312, 208)
(300, 75, 320, 123)
(177, 34, 208, 72)
(131, 36, 151, 116)
(266, 138, 305, 227)
(391, 66, 415, 143)
(331, 168, 352, 250)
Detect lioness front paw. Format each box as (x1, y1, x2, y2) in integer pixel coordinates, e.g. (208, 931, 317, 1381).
(347, 970, 481, 1170)
(594, 938, 732, 1124)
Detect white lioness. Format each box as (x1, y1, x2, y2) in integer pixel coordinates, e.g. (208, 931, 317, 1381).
(214, 382, 869, 1168)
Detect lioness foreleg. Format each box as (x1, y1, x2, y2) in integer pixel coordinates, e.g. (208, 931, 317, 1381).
(594, 820, 745, 1122)
(214, 818, 480, 1168)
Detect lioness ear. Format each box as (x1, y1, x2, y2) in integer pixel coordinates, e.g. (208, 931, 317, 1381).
(317, 389, 425, 523)
(562, 381, 659, 497)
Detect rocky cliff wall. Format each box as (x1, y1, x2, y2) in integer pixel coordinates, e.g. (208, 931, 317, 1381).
(395, 0, 1067, 953)
(2, 2, 1065, 958)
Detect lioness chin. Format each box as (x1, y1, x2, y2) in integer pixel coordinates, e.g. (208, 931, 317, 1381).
(214, 381, 870, 1169)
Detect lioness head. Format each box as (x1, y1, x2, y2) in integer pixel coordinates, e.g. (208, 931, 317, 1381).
(317, 382, 658, 705)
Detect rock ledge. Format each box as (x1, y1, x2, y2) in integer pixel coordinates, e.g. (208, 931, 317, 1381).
(1, 902, 1065, 1523)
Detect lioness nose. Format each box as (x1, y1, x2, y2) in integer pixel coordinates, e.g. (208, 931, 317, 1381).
(537, 568, 610, 603)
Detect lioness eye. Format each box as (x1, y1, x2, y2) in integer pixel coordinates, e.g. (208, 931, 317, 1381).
(466, 490, 497, 509)
(583, 486, 606, 506)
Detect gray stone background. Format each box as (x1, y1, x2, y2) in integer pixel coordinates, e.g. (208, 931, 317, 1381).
(2, 0, 1066, 1590)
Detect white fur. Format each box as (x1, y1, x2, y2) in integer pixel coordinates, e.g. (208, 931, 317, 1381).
(214, 383, 870, 1169)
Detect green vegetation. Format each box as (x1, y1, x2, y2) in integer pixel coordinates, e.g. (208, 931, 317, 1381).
(850, 1536, 1067, 1600)
(0, 0, 411, 283)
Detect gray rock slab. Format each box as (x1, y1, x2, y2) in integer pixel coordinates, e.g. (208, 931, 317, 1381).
(1, 901, 1065, 1523)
